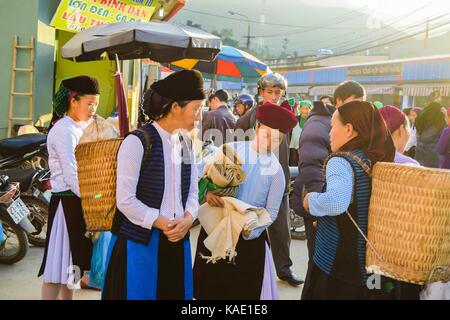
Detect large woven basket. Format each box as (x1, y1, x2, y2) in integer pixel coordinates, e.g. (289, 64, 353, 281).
(76, 138, 123, 231)
(366, 162, 450, 285)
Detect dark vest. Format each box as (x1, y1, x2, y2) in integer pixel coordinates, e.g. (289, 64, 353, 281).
(112, 123, 192, 244)
(313, 149, 372, 286)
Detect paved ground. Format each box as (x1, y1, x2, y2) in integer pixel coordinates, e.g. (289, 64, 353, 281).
(0, 225, 308, 300)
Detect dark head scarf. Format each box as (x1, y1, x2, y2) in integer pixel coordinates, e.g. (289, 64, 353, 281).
(337, 100, 395, 165)
(49, 76, 99, 130)
(415, 101, 446, 135)
(141, 70, 205, 121)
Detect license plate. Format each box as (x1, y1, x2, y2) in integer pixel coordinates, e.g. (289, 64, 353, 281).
(7, 198, 30, 224)
(43, 190, 52, 203)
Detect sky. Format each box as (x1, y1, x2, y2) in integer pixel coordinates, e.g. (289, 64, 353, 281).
(302, 0, 450, 34)
(180, 0, 450, 32)
(174, 0, 450, 56)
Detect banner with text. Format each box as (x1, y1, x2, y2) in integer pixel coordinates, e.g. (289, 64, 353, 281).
(51, 0, 158, 32)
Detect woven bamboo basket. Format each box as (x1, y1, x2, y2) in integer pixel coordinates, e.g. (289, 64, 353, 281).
(76, 138, 123, 231)
(366, 162, 450, 285)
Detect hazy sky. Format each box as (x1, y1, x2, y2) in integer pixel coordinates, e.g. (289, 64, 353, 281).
(175, 0, 450, 55)
(180, 0, 450, 33)
(302, 0, 450, 32)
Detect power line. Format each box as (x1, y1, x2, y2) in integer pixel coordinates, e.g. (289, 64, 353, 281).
(321, 3, 436, 52)
(331, 14, 450, 55)
(250, 4, 372, 38)
(254, 2, 432, 39)
(262, 7, 446, 57)
(182, 8, 373, 30)
(309, 19, 450, 63)
(270, 16, 450, 66)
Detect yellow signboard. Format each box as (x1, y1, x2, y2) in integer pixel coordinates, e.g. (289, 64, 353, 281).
(51, 0, 159, 32)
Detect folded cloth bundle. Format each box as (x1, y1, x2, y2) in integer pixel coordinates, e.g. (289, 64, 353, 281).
(198, 197, 272, 264)
(199, 144, 246, 203)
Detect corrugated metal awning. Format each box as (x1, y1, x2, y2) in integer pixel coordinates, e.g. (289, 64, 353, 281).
(286, 85, 310, 94)
(309, 86, 337, 96)
(401, 84, 450, 97)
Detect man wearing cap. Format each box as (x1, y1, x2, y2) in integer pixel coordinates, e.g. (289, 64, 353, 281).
(194, 101, 298, 299)
(234, 73, 303, 287)
(202, 89, 237, 147)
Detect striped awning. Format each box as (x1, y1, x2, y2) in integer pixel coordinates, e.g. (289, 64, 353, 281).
(286, 86, 310, 94)
(364, 85, 397, 95)
(309, 86, 337, 96)
(401, 84, 450, 97)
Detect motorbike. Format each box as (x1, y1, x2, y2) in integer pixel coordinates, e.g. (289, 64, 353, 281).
(0, 168, 50, 247)
(0, 133, 48, 170)
(0, 175, 36, 264)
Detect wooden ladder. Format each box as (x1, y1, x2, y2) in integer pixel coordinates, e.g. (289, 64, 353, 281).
(8, 35, 35, 137)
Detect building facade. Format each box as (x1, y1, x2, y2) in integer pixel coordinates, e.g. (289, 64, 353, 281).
(280, 55, 450, 108)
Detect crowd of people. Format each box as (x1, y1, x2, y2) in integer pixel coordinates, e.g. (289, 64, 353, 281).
(37, 69, 450, 300)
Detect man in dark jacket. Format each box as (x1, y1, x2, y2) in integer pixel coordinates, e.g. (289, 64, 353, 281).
(235, 73, 304, 287)
(202, 89, 237, 146)
(291, 101, 334, 261)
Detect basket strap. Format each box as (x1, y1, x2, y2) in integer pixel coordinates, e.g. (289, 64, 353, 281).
(425, 265, 450, 285)
(331, 152, 372, 177)
(345, 210, 385, 262)
(136, 128, 152, 161)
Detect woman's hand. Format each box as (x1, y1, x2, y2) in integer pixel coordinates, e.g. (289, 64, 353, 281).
(152, 216, 172, 232)
(205, 191, 225, 208)
(164, 212, 194, 243)
(303, 193, 310, 212)
(242, 228, 251, 238)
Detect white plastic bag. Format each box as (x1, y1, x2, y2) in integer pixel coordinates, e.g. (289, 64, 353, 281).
(79, 115, 119, 144)
(420, 266, 450, 300)
(420, 281, 450, 300)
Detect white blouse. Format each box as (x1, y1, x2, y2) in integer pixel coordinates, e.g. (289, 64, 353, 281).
(47, 116, 92, 197)
(116, 122, 199, 230)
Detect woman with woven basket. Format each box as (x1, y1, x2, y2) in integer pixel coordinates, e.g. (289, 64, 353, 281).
(101, 70, 204, 300)
(302, 101, 396, 300)
(193, 102, 298, 300)
(38, 76, 99, 300)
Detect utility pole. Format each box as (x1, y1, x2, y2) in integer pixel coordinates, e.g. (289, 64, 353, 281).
(424, 17, 429, 49)
(229, 11, 252, 49)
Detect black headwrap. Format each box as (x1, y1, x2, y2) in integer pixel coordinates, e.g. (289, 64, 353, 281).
(49, 76, 99, 130)
(140, 70, 205, 122)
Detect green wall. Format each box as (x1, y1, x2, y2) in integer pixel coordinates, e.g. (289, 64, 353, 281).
(55, 30, 116, 119)
(0, 0, 116, 138)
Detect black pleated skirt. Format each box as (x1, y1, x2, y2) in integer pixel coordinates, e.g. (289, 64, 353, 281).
(193, 227, 267, 300)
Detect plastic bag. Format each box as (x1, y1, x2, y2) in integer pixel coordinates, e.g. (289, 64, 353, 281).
(420, 281, 450, 300)
(79, 115, 120, 144)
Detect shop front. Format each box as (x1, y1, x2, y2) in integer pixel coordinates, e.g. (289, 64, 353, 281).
(282, 55, 450, 108)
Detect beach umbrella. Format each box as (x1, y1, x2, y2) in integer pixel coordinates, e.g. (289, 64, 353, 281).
(61, 21, 221, 62)
(169, 45, 270, 83)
